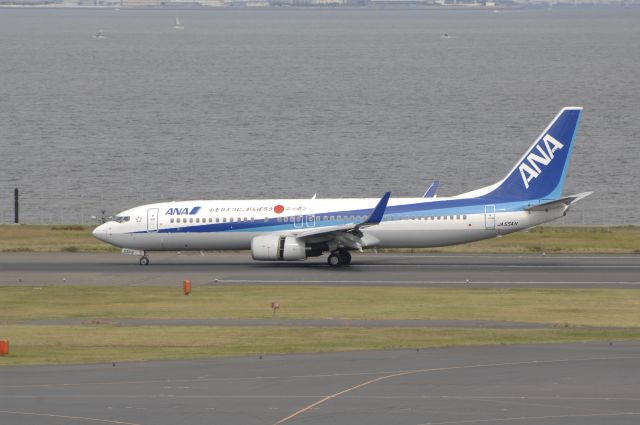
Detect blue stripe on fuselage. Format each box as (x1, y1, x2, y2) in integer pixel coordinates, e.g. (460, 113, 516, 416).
(132, 197, 538, 234)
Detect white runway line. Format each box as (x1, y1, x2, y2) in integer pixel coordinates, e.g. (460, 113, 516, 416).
(0, 410, 141, 425)
(216, 279, 640, 286)
(418, 412, 640, 425)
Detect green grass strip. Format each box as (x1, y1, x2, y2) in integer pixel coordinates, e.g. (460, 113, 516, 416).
(3, 286, 640, 327)
(2, 325, 639, 366)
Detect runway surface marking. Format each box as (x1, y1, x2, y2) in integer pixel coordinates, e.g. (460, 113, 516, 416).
(439, 391, 638, 418)
(0, 410, 141, 425)
(360, 264, 640, 268)
(0, 368, 427, 390)
(4, 356, 639, 391)
(272, 355, 640, 425)
(370, 255, 640, 260)
(215, 279, 640, 285)
(418, 412, 640, 424)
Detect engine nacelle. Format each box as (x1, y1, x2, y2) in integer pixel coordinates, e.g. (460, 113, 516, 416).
(251, 234, 307, 261)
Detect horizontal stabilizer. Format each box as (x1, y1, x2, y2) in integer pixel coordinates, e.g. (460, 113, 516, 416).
(525, 191, 592, 211)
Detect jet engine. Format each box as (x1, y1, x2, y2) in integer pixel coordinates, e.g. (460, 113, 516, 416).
(251, 234, 307, 261)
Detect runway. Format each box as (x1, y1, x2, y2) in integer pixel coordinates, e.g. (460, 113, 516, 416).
(2, 253, 639, 424)
(1, 342, 640, 425)
(1, 252, 639, 288)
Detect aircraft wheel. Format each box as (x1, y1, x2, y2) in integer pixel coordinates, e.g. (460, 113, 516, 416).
(139, 256, 150, 266)
(339, 250, 352, 265)
(327, 253, 341, 267)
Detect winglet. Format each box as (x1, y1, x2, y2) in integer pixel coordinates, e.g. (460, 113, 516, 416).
(364, 192, 391, 225)
(423, 180, 440, 198)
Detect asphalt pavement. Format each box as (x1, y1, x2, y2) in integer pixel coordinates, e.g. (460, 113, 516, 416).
(1, 252, 639, 288)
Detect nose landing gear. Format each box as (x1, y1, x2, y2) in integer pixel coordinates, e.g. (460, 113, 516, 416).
(327, 250, 351, 267)
(139, 255, 149, 265)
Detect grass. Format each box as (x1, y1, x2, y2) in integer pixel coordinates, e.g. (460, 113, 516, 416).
(3, 286, 640, 327)
(1, 225, 639, 253)
(2, 325, 639, 366)
(0, 225, 117, 253)
(389, 226, 640, 254)
(1, 285, 639, 365)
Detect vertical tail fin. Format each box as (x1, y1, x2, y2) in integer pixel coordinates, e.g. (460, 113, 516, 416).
(485, 107, 583, 201)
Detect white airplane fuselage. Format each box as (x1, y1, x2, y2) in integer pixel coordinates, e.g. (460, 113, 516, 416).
(95, 197, 560, 252)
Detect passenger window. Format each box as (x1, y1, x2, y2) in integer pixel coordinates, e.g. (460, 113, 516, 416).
(170, 218, 174, 223)
(196, 218, 199, 223)
(463, 214, 467, 220)
(223, 218, 227, 223)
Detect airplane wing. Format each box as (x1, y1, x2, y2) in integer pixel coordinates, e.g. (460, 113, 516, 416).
(291, 192, 391, 250)
(525, 191, 593, 211)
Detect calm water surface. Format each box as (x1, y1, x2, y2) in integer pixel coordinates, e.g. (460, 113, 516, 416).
(1, 8, 639, 224)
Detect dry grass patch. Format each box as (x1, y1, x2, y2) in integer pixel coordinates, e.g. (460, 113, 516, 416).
(389, 226, 640, 254)
(0, 225, 117, 252)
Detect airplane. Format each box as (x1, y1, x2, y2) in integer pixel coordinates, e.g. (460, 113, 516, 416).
(93, 107, 591, 267)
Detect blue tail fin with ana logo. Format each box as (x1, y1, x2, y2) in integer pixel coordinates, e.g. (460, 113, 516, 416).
(486, 107, 583, 201)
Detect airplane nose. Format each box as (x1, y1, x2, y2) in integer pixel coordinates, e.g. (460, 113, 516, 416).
(92, 224, 109, 243)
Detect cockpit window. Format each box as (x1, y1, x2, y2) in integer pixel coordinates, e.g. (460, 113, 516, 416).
(114, 216, 130, 223)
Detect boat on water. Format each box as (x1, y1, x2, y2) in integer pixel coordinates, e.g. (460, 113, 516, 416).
(174, 17, 184, 30)
(94, 30, 106, 39)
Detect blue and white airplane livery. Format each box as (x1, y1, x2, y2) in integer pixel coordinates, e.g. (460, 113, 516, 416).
(93, 107, 591, 267)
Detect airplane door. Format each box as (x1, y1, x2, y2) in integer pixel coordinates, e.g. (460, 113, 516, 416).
(484, 205, 496, 230)
(147, 208, 159, 232)
(294, 215, 304, 228)
(305, 215, 316, 228)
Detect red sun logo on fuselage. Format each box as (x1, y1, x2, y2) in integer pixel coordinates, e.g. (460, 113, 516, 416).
(274, 205, 284, 214)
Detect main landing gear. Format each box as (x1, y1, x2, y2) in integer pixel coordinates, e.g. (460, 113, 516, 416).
(327, 250, 351, 267)
(139, 255, 149, 266)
